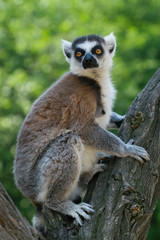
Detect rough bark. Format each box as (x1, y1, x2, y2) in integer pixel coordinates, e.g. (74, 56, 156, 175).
(0, 183, 42, 240)
(0, 69, 159, 240)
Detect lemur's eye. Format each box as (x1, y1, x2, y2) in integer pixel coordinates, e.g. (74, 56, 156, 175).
(95, 49, 102, 55)
(76, 52, 82, 57)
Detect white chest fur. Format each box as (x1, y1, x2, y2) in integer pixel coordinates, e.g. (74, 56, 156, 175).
(81, 77, 116, 174)
(95, 77, 116, 129)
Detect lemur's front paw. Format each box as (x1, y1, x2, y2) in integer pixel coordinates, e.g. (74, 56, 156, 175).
(71, 203, 95, 226)
(97, 152, 116, 163)
(126, 139, 150, 164)
(108, 112, 125, 129)
(99, 163, 108, 171)
(115, 114, 125, 128)
(92, 163, 108, 174)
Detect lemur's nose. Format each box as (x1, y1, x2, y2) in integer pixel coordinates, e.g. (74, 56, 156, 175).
(84, 53, 94, 63)
(83, 53, 98, 69)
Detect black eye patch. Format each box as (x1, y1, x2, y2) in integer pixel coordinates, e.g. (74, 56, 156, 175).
(75, 48, 85, 60)
(91, 45, 104, 56)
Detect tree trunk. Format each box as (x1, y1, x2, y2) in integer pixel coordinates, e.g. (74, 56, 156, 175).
(0, 69, 160, 240)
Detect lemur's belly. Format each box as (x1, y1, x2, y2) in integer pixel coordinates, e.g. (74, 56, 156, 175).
(81, 145, 97, 173)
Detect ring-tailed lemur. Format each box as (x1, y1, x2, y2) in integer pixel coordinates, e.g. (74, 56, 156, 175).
(14, 33, 149, 234)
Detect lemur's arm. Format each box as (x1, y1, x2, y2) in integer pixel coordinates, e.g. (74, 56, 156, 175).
(107, 112, 125, 129)
(80, 122, 149, 163)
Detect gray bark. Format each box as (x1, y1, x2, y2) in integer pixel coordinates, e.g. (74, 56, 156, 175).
(0, 69, 159, 240)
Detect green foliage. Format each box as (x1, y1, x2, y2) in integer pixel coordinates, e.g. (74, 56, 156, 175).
(0, 0, 160, 237)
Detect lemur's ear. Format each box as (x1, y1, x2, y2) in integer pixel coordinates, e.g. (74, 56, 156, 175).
(62, 40, 72, 63)
(104, 33, 116, 57)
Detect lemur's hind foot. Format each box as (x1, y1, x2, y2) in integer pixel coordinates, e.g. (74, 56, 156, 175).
(45, 200, 94, 226)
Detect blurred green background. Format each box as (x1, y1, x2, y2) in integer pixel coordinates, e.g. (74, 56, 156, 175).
(0, 0, 160, 239)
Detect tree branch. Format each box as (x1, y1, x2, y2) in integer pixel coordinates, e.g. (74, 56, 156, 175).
(0, 183, 41, 240)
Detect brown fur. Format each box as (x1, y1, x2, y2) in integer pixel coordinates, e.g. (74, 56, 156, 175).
(14, 72, 102, 201)
(16, 72, 98, 166)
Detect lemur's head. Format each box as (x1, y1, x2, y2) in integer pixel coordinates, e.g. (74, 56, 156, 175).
(62, 33, 116, 79)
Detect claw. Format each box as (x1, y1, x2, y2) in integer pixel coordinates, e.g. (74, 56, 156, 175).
(80, 203, 95, 213)
(126, 140, 150, 163)
(75, 213, 83, 226)
(70, 202, 94, 226)
(100, 163, 108, 171)
(134, 156, 144, 164)
(145, 153, 150, 161)
(128, 139, 135, 145)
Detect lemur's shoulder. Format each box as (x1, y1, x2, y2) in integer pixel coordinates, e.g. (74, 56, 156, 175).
(34, 71, 102, 120)
(50, 71, 101, 98)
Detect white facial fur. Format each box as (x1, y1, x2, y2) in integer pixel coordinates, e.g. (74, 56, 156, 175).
(62, 33, 116, 81)
(76, 41, 98, 52)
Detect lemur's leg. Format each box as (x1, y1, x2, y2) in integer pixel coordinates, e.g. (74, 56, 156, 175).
(107, 112, 125, 129)
(34, 131, 94, 231)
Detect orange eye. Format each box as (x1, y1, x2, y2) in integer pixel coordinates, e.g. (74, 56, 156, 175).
(76, 51, 82, 57)
(96, 49, 102, 54)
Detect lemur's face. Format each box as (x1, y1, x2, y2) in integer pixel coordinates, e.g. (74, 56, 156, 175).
(62, 33, 116, 77)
